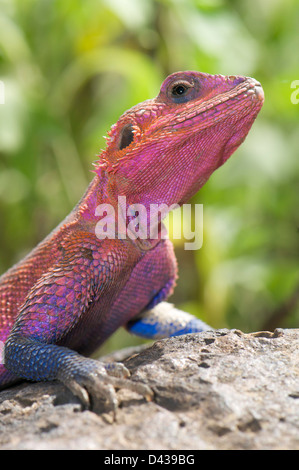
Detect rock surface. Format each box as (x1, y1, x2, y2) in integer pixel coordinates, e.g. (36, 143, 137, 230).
(0, 328, 299, 450)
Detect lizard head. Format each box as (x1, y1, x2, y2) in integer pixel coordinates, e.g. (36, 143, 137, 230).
(96, 70, 264, 207)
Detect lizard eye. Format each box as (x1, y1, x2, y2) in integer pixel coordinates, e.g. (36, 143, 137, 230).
(119, 124, 134, 150)
(169, 80, 194, 103)
(171, 83, 189, 97)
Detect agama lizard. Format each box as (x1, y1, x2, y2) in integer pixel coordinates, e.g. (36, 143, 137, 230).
(0, 71, 264, 411)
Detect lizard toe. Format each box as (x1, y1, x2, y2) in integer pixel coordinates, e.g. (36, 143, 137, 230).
(103, 361, 131, 378)
(58, 356, 153, 415)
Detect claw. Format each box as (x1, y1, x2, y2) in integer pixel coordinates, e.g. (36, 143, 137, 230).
(103, 362, 130, 378)
(57, 357, 152, 416)
(104, 375, 154, 402)
(66, 378, 91, 410)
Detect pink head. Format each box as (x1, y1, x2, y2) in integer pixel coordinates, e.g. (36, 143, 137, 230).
(96, 71, 264, 207)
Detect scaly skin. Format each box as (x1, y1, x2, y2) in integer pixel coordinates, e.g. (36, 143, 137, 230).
(0, 71, 264, 411)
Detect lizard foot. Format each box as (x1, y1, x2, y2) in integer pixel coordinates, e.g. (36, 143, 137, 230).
(57, 356, 153, 416)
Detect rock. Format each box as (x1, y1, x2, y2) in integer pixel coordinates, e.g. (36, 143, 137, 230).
(0, 328, 299, 450)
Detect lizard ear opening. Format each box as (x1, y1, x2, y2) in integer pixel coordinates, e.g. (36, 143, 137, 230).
(119, 124, 134, 150)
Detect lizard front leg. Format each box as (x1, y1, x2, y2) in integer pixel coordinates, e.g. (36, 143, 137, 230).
(3, 241, 152, 413)
(4, 336, 152, 412)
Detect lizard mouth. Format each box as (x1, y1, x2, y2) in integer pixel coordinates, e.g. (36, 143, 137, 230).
(247, 80, 264, 102)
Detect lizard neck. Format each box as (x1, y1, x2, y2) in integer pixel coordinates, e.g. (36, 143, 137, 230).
(74, 171, 109, 225)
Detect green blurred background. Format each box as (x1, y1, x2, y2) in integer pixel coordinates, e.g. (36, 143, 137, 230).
(0, 0, 298, 354)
